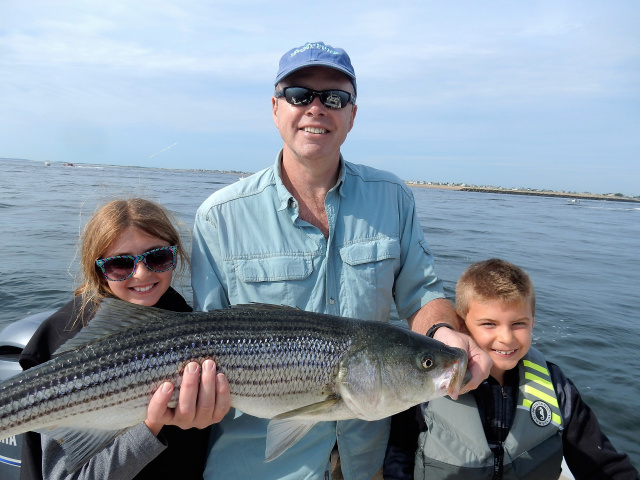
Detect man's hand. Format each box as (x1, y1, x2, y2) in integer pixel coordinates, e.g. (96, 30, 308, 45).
(433, 327, 491, 400)
(144, 359, 231, 436)
(408, 298, 491, 400)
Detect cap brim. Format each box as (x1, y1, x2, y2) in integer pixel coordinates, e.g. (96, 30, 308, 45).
(275, 62, 356, 86)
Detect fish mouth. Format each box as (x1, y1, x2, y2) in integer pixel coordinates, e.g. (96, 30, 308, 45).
(445, 348, 469, 396)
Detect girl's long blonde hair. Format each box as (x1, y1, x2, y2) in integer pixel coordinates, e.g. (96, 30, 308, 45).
(75, 198, 188, 326)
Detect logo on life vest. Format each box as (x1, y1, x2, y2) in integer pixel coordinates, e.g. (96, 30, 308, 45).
(530, 400, 552, 426)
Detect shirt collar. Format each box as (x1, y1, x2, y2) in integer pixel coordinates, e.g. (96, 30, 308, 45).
(274, 150, 347, 211)
(274, 150, 292, 211)
(335, 157, 346, 196)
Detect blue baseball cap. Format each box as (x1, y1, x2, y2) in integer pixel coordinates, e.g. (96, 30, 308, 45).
(275, 42, 357, 95)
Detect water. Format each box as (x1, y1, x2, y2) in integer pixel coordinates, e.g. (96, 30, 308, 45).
(1, 158, 639, 468)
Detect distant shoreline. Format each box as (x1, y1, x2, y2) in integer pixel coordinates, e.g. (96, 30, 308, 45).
(406, 183, 640, 203)
(3, 158, 637, 203)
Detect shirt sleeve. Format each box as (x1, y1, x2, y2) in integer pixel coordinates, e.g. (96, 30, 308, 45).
(393, 188, 445, 319)
(552, 363, 640, 479)
(41, 423, 167, 480)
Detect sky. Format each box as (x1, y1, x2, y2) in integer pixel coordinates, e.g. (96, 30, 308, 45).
(1, 0, 639, 196)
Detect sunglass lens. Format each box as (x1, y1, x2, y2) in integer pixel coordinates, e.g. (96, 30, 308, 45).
(103, 257, 135, 281)
(321, 91, 348, 109)
(285, 87, 313, 106)
(145, 249, 175, 272)
(284, 88, 349, 109)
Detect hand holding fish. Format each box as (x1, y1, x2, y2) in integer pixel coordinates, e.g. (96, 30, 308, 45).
(407, 298, 491, 399)
(144, 360, 231, 435)
(432, 327, 491, 399)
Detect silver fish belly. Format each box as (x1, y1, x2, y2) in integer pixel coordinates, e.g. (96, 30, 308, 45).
(0, 299, 467, 471)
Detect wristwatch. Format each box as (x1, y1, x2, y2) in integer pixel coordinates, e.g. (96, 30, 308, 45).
(426, 322, 455, 338)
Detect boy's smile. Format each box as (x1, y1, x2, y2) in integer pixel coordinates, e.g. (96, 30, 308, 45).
(463, 298, 534, 385)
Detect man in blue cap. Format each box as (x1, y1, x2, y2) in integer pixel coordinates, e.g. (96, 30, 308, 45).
(192, 41, 490, 480)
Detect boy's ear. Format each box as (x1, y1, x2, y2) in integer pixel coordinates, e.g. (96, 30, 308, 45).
(456, 310, 471, 335)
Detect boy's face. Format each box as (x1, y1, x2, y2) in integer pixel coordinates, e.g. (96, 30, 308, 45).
(463, 298, 534, 385)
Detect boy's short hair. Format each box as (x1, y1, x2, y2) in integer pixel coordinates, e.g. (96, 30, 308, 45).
(455, 258, 536, 318)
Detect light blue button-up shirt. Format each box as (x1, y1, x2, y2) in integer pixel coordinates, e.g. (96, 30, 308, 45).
(192, 152, 445, 480)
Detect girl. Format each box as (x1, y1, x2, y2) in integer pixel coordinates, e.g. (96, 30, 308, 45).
(19, 198, 230, 480)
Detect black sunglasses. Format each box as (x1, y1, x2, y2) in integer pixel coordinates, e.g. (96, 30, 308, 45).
(95, 246, 177, 281)
(275, 86, 356, 109)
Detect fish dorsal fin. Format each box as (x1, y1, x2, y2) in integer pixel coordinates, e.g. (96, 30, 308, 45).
(231, 303, 302, 312)
(265, 419, 317, 462)
(54, 298, 169, 356)
(36, 426, 130, 474)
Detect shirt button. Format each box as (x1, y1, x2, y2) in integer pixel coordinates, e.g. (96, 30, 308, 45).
(329, 298, 335, 305)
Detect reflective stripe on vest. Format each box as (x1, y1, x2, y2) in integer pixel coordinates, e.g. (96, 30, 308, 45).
(519, 357, 562, 428)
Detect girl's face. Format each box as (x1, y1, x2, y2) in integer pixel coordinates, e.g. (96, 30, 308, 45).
(100, 226, 174, 306)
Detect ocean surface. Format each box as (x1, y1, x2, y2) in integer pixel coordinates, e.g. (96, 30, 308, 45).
(1, 157, 639, 469)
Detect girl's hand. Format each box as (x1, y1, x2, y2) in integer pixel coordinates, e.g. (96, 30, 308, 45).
(144, 359, 231, 435)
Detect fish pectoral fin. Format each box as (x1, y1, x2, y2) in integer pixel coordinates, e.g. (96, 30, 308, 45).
(265, 419, 317, 462)
(272, 395, 341, 420)
(263, 397, 342, 462)
(37, 426, 129, 473)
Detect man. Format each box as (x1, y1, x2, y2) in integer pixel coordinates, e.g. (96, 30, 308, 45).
(192, 41, 490, 480)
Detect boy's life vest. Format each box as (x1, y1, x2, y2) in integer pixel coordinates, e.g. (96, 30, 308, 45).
(415, 347, 564, 480)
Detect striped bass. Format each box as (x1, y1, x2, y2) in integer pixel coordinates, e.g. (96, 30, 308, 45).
(0, 299, 468, 473)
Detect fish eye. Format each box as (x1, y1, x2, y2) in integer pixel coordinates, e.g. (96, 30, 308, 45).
(421, 355, 435, 369)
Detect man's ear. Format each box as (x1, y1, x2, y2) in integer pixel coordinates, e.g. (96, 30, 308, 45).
(347, 104, 357, 132)
(272, 96, 279, 128)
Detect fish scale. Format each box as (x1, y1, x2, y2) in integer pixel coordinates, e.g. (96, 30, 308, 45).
(0, 298, 468, 472)
(224, 334, 346, 397)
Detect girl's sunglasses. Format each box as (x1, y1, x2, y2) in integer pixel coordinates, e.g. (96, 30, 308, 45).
(95, 246, 177, 282)
(275, 86, 356, 109)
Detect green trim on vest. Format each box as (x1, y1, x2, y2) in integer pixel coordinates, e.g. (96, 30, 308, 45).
(520, 361, 562, 427)
(415, 347, 563, 479)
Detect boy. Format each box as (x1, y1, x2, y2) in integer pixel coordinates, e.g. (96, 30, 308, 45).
(384, 258, 639, 479)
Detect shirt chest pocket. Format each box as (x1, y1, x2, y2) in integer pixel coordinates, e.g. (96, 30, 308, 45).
(236, 256, 312, 282)
(338, 237, 400, 320)
(231, 255, 314, 305)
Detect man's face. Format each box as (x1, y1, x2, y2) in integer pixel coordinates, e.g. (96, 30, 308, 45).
(272, 66, 357, 166)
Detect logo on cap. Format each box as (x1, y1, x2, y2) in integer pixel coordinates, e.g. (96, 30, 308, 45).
(289, 43, 341, 57)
